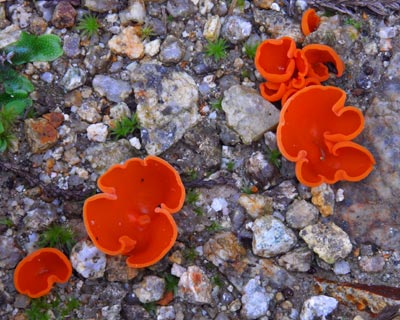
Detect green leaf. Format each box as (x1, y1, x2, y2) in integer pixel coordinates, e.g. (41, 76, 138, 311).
(0, 138, 7, 152)
(4, 73, 34, 95)
(5, 31, 63, 65)
(0, 121, 4, 134)
(5, 98, 32, 114)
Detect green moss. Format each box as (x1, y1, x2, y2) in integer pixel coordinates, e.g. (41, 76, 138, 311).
(164, 274, 179, 295)
(76, 13, 100, 39)
(37, 224, 76, 253)
(206, 221, 223, 232)
(110, 114, 139, 139)
(205, 38, 228, 62)
(210, 97, 223, 111)
(244, 42, 259, 60)
(185, 190, 199, 205)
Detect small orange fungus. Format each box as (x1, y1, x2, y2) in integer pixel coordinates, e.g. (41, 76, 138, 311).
(83, 156, 185, 268)
(14, 248, 72, 298)
(301, 8, 321, 36)
(277, 85, 375, 186)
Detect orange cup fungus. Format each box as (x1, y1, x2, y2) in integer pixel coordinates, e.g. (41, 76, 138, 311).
(301, 8, 321, 36)
(255, 36, 344, 104)
(277, 85, 375, 187)
(83, 156, 185, 268)
(14, 248, 72, 298)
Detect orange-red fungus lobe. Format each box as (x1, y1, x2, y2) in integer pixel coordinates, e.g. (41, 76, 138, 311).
(14, 248, 72, 298)
(301, 8, 321, 36)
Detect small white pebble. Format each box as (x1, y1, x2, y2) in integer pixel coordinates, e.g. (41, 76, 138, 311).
(211, 197, 228, 212)
(270, 3, 280, 11)
(87, 123, 108, 142)
(129, 137, 141, 150)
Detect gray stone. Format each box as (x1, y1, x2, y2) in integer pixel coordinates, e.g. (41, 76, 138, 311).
(359, 255, 385, 273)
(63, 34, 81, 58)
(84, 45, 112, 75)
(84, 139, 137, 175)
(222, 85, 280, 144)
(166, 0, 196, 18)
(77, 100, 101, 123)
(119, 0, 146, 25)
(157, 306, 176, 320)
(178, 266, 212, 304)
(130, 64, 200, 155)
(286, 199, 319, 229)
(240, 278, 272, 319)
(133, 276, 166, 303)
(83, 0, 123, 12)
(245, 151, 276, 186)
(23, 202, 58, 231)
(333, 260, 351, 275)
(70, 239, 107, 279)
(251, 216, 297, 258)
(300, 295, 338, 320)
(101, 305, 121, 320)
(300, 222, 353, 264)
(92, 75, 132, 103)
(87, 123, 108, 142)
(61, 67, 87, 91)
(159, 35, 185, 65)
(0, 236, 23, 269)
(266, 180, 298, 211)
(277, 247, 313, 272)
(221, 15, 252, 44)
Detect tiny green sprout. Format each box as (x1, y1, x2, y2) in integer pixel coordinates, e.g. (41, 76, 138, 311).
(0, 217, 13, 227)
(206, 221, 223, 232)
(205, 38, 228, 62)
(37, 224, 76, 253)
(25, 295, 79, 320)
(193, 207, 204, 216)
(244, 42, 259, 60)
(210, 97, 223, 111)
(183, 247, 198, 263)
(226, 161, 235, 172)
(110, 113, 139, 140)
(345, 18, 362, 31)
(211, 275, 223, 287)
(141, 25, 155, 40)
(185, 189, 200, 205)
(186, 168, 198, 181)
(143, 302, 156, 316)
(76, 13, 100, 39)
(267, 148, 282, 169)
(167, 15, 174, 23)
(164, 274, 179, 295)
(236, 0, 245, 9)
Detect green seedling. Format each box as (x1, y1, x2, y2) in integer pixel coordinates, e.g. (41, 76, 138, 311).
(185, 190, 200, 205)
(211, 275, 223, 287)
(37, 224, 76, 253)
(0, 217, 13, 227)
(141, 25, 155, 40)
(183, 247, 198, 263)
(244, 42, 259, 60)
(226, 161, 235, 172)
(193, 207, 204, 216)
(25, 295, 80, 320)
(0, 32, 63, 152)
(206, 221, 223, 232)
(345, 18, 362, 31)
(267, 148, 282, 169)
(236, 0, 245, 9)
(205, 38, 228, 62)
(210, 97, 223, 111)
(143, 302, 156, 316)
(110, 113, 139, 139)
(76, 13, 100, 39)
(185, 168, 198, 181)
(164, 274, 179, 295)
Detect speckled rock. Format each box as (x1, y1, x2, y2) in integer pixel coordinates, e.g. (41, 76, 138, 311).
(84, 45, 112, 75)
(109, 102, 131, 121)
(166, 0, 196, 18)
(333, 260, 351, 275)
(133, 276, 166, 303)
(101, 305, 121, 320)
(277, 247, 313, 272)
(221, 15, 252, 44)
(119, 0, 146, 25)
(63, 34, 80, 58)
(92, 75, 132, 103)
(70, 239, 107, 279)
(222, 85, 280, 144)
(157, 306, 175, 320)
(52, 1, 76, 29)
(144, 38, 161, 57)
(266, 180, 298, 211)
(108, 26, 144, 60)
(106, 255, 139, 282)
(83, 0, 123, 12)
(359, 255, 385, 273)
(178, 266, 212, 304)
(22, 202, 58, 231)
(77, 100, 101, 123)
(87, 123, 108, 142)
(0, 25, 21, 49)
(311, 184, 335, 217)
(61, 67, 87, 91)
(251, 216, 297, 258)
(241, 278, 272, 319)
(159, 35, 185, 65)
(245, 151, 276, 186)
(130, 64, 200, 155)
(84, 139, 137, 175)
(286, 199, 319, 229)
(300, 295, 338, 320)
(203, 15, 221, 41)
(238, 194, 273, 219)
(24, 118, 59, 153)
(203, 232, 246, 268)
(300, 222, 352, 264)
(0, 236, 23, 269)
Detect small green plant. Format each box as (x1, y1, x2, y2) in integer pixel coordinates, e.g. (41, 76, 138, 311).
(206, 221, 223, 232)
(205, 38, 228, 62)
(76, 13, 100, 39)
(226, 161, 235, 172)
(210, 97, 223, 111)
(211, 275, 223, 287)
(0, 217, 13, 227)
(267, 148, 282, 169)
(0, 32, 63, 152)
(244, 42, 259, 60)
(37, 224, 76, 252)
(110, 113, 139, 139)
(25, 296, 80, 320)
(143, 302, 156, 316)
(164, 274, 179, 295)
(185, 168, 198, 181)
(193, 207, 204, 216)
(141, 25, 154, 40)
(236, 0, 245, 9)
(345, 18, 362, 31)
(185, 190, 200, 205)
(183, 247, 198, 263)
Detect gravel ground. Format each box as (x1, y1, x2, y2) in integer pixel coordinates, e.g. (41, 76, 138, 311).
(1, 0, 400, 319)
